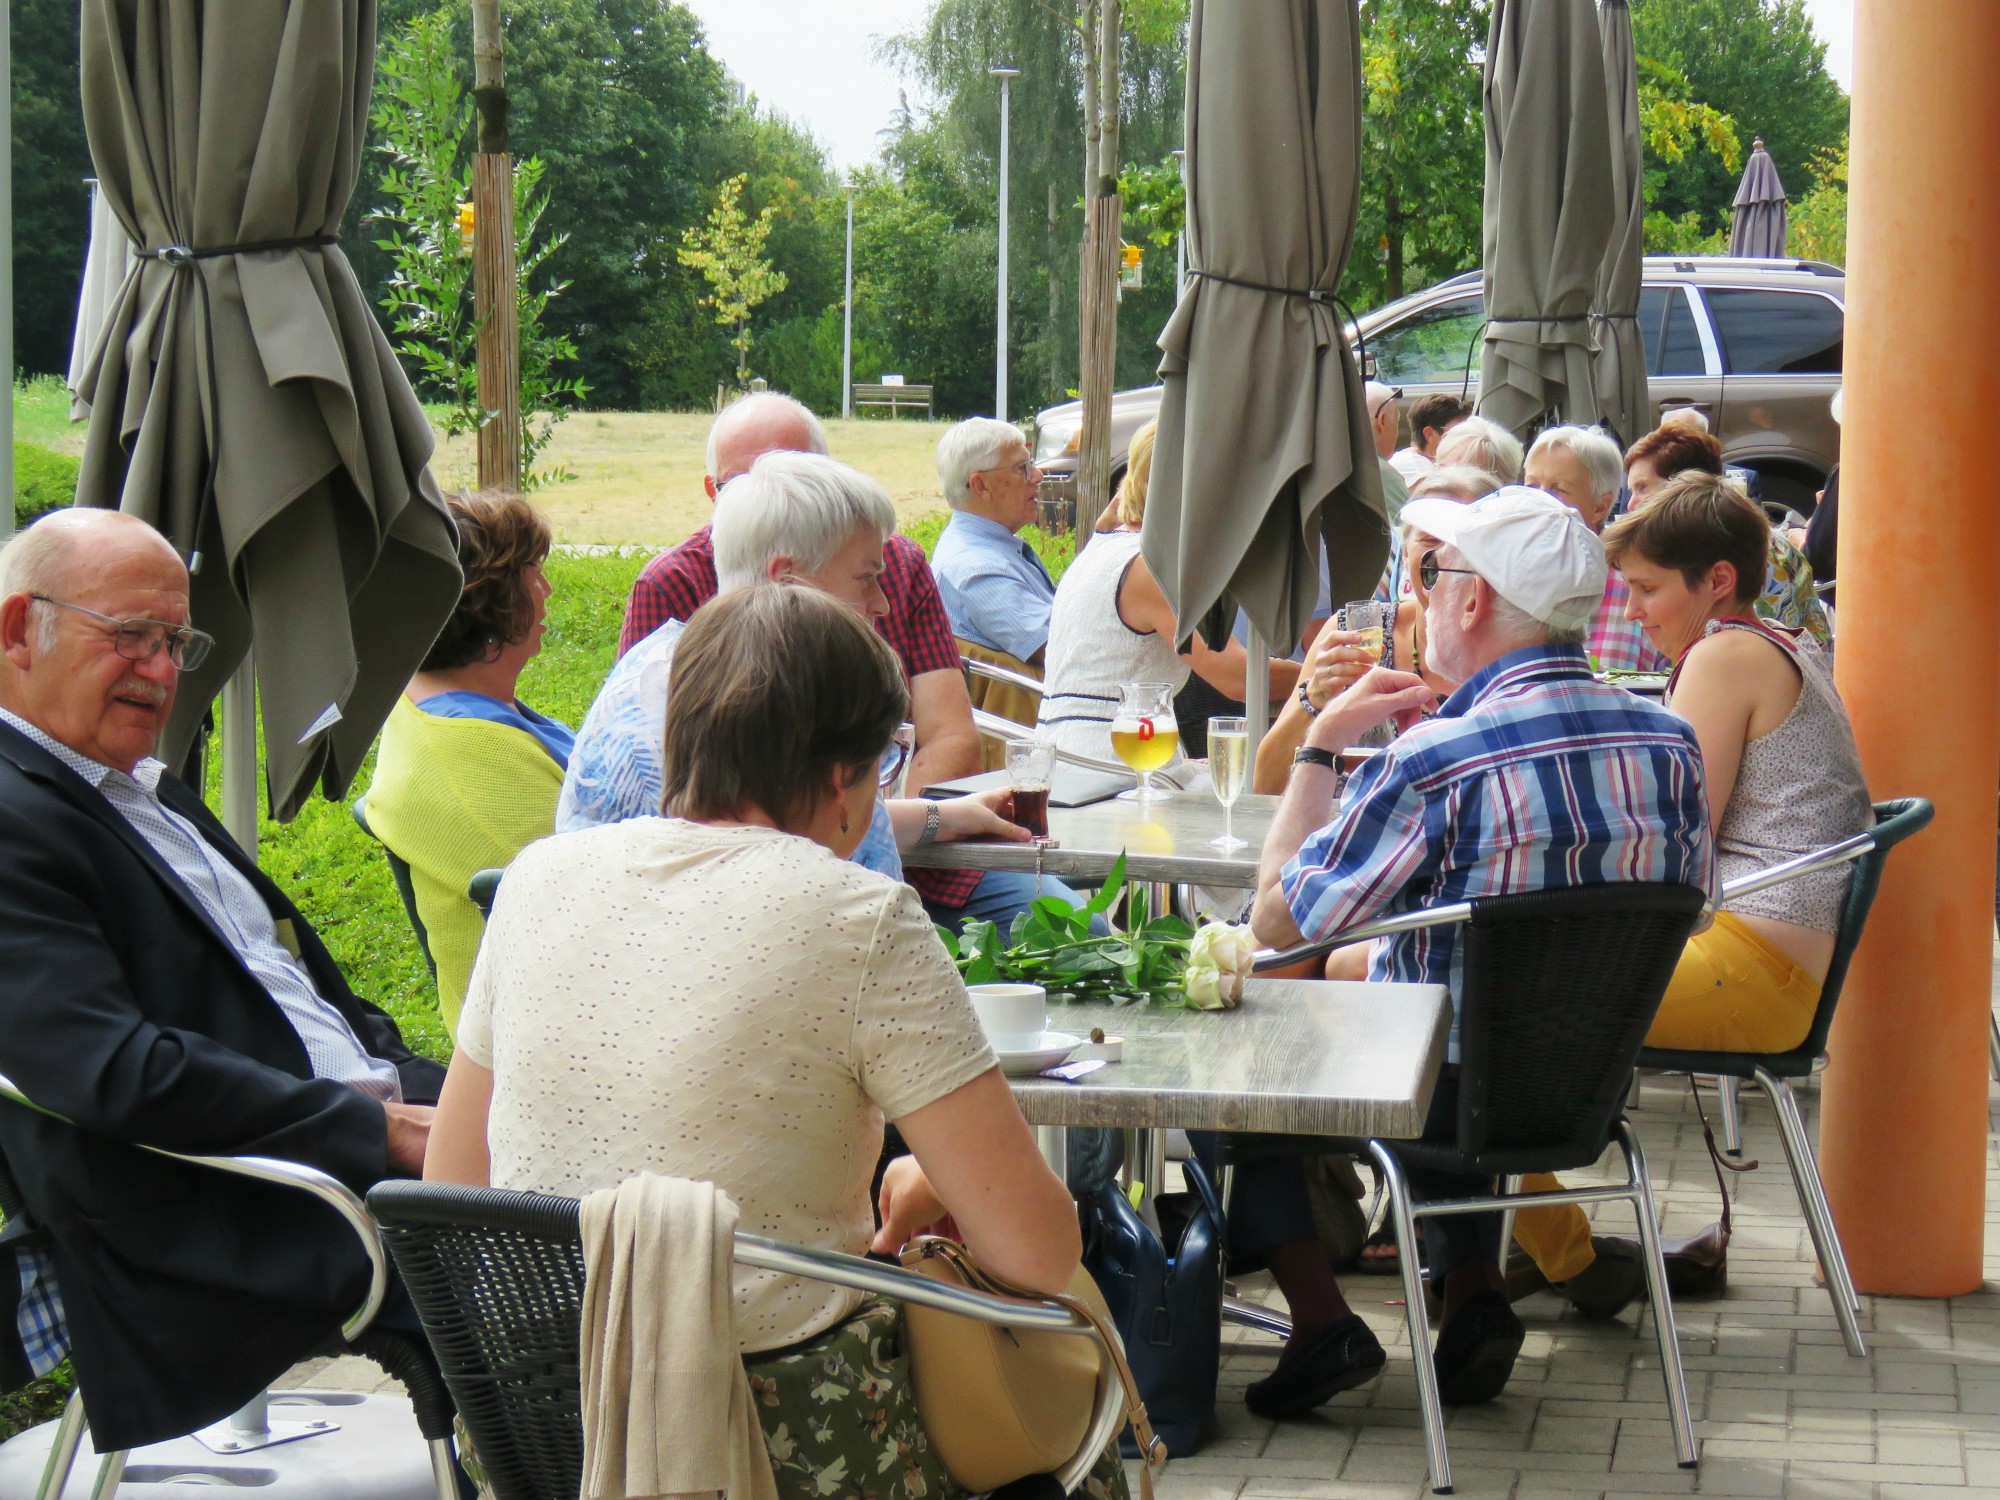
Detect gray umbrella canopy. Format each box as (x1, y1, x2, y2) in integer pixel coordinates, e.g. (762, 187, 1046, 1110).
(1478, 0, 1616, 438)
(1592, 0, 1648, 448)
(73, 0, 461, 820)
(1729, 138, 1789, 257)
(1145, 0, 1384, 654)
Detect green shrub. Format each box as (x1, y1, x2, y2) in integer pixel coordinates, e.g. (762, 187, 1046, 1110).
(14, 442, 79, 528)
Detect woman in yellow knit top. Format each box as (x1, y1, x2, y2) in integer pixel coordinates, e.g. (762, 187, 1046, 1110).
(367, 491, 573, 1034)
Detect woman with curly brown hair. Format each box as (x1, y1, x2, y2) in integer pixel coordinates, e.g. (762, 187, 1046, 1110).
(366, 489, 574, 1033)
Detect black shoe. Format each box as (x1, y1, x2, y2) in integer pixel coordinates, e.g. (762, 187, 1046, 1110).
(1244, 1314, 1387, 1419)
(1553, 1236, 1647, 1319)
(1432, 1289, 1525, 1405)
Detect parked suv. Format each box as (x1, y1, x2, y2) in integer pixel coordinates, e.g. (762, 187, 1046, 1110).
(1031, 256, 1844, 522)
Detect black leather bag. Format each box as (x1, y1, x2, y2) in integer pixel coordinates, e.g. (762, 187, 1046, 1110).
(1081, 1155, 1226, 1459)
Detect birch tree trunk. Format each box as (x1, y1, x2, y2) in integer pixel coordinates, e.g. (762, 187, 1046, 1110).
(471, 0, 521, 492)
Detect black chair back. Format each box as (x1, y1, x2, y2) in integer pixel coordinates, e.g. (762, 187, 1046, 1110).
(351, 796, 437, 977)
(369, 1180, 586, 1500)
(468, 868, 504, 920)
(1444, 882, 1706, 1174)
(1638, 797, 1933, 1080)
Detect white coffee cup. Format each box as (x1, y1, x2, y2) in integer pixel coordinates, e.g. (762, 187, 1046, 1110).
(966, 982, 1048, 1052)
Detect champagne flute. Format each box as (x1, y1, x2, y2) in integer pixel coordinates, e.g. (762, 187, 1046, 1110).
(1110, 681, 1180, 804)
(1207, 715, 1249, 851)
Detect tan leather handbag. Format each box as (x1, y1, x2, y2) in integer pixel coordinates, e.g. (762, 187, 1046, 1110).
(899, 1237, 1164, 1497)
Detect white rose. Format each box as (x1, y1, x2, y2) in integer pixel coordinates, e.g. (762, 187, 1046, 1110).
(1183, 921, 1254, 1010)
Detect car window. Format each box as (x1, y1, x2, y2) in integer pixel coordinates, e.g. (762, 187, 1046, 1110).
(1639, 285, 1707, 376)
(1368, 295, 1485, 388)
(1703, 288, 1844, 375)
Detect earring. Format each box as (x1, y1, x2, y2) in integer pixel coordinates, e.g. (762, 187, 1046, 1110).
(840, 811, 850, 834)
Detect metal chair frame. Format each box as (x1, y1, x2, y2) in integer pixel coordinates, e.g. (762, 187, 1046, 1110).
(0, 1072, 456, 1500)
(368, 1180, 1131, 1498)
(962, 655, 1047, 700)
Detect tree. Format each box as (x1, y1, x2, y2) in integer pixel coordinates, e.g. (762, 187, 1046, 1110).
(679, 175, 789, 386)
(11, 0, 95, 378)
(1786, 142, 1847, 265)
(371, 7, 585, 485)
(1630, 0, 1847, 243)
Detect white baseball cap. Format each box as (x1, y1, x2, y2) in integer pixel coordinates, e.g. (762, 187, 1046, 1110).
(1399, 486, 1608, 632)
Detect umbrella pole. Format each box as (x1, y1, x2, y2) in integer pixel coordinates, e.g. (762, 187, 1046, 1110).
(221, 654, 258, 856)
(0, 0, 12, 545)
(1244, 622, 1269, 755)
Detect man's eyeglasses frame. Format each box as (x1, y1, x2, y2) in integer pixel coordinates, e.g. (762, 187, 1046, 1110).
(28, 595, 216, 671)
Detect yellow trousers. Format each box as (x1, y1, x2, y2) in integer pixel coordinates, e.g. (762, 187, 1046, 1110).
(1511, 912, 1820, 1282)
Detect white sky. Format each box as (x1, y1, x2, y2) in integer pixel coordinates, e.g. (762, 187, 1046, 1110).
(680, 0, 1854, 177)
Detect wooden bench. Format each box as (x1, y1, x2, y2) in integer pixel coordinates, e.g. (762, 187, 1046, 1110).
(854, 382, 933, 417)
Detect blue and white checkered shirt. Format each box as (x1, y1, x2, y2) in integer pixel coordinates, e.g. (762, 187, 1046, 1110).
(1282, 645, 1715, 1056)
(0, 706, 402, 1373)
(932, 511, 1057, 663)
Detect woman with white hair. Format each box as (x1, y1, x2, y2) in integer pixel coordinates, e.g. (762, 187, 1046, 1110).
(1433, 414, 1524, 484)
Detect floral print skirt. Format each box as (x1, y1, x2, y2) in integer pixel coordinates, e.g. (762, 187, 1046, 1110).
(746, 1297, 1131, 1500)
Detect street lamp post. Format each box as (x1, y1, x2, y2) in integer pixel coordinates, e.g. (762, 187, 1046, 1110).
(990, 65, 1021, 420)
(841, 180, 856, 420)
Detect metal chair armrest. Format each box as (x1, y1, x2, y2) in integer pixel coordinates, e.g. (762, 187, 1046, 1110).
(1715, 829, 1875, 904)
(969, 709, 1133, 776)
(0, 1070, 390, 1342)
(732, 1233, 1091, 1335)
(962, 657, 1046, 698)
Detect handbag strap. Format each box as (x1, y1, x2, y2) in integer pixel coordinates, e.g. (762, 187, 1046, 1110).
(911, 1238, 1168, 1492)
(1684, 1075, 1756, 1240)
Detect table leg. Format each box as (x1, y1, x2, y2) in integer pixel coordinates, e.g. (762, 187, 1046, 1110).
(1035, 1124, 1070, 1178)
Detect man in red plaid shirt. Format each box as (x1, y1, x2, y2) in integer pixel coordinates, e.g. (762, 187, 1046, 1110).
(618, 393, 1045, 928)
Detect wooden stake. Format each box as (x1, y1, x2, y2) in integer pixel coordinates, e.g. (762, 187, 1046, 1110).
(471, 0, 521, 492)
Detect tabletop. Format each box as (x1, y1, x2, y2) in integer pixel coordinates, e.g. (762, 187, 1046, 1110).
(902, 789, 1280, 889)
(1005, 977, 1452, 1139)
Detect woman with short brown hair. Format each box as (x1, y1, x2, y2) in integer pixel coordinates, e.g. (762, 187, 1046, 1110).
(365, 489, 572, 1032)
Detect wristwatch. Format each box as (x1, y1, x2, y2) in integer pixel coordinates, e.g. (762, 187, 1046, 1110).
(1292, 745, 1339, 772)
(1297, 676, 1320, 716)
(916, 799, 942, 845)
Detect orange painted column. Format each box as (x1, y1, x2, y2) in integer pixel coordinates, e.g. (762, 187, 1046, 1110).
(1819, 0, 2000, 1295)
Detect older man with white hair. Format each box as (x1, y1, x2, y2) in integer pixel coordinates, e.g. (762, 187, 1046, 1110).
(1365, 381, 1410, 522)
(1525, 424, 1666, 672)
(1229, 489, 1712, 1413)
(930, 418, 1055, 664)
(565, 450, 1090, 934)
(616, 390, 990, 920)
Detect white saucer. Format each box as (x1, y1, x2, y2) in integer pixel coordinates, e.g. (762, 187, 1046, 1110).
(995, 1031, 1084, 1076)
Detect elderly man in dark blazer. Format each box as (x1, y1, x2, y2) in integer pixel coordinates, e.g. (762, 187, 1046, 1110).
(0, 509, 444, 1452)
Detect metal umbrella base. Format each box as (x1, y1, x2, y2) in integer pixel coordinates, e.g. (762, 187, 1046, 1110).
(0, 1390, 440, 1500)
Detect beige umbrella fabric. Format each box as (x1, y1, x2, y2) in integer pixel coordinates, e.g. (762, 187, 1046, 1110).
(1478, 0, 1616, 437)
(65, 180, 134, 422)
(73, 0, 461, 820)
(1145, 0, 1384, 653)
(1592, 0, 1648, 448)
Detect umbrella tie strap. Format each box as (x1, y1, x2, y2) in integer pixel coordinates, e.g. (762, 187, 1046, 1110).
(143, 235, 341, 573)
(1186, 270, 1369, 376)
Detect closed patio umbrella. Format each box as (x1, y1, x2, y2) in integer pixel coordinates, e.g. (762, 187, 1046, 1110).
(1145, 0, 1384, 658)
(1478, 0, 1616, 438)
(73, 0, 461, 822)
(65, 179, 133, 422)
(1592, 0, 1647, 448)
(1729, 137, 1789, 258)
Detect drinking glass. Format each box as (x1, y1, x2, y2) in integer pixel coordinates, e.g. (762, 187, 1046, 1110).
(1206, 716, 1249, 851)
(1338, 600, 1392, 664)
(882, 721, 917, 799)
(1005, 739, 1057, 839)
(1110, 682, 1180, 804)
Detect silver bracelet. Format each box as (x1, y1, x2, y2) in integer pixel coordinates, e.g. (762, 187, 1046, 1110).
(916, 800, 942, 845)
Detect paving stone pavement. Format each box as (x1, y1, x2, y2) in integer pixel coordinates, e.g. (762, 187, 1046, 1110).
(288, 1008, 2000, 1500)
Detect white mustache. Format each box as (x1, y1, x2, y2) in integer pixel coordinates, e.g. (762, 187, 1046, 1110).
(114, 680, 171, 707)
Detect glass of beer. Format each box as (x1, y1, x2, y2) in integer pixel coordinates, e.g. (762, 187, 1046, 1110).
(1005, 739, 1057, 839)
(1206, 715, 1249, 851)
(1338, 600, 1392, 664)
(1111, 681, 1180, 804)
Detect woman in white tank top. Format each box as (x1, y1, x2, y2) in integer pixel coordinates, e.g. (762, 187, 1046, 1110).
(1038, 421, 1300, 762)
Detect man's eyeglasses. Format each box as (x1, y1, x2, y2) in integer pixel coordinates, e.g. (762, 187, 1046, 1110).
(979, 459, 1038, 481)
(1418, 551, 1480, 592)
(29, 595, 215, 671)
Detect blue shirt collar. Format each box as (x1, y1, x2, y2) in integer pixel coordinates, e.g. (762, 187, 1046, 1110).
(1434, 642, 1595, 719)
(944, 510, 1028, 548)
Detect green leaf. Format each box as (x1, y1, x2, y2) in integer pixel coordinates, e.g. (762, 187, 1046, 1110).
(1085, 853, 1129, 918)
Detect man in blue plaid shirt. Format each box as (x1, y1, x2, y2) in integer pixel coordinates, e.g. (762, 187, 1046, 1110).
(1205, 490, 1713, 1423)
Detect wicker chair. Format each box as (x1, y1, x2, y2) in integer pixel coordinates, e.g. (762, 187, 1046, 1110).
(1638, 796, 1933, 1359)
(1220, 883, 1708, 1494)
(368, 1179, 1130, 1500)
(0, 1072, 458, 1500)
